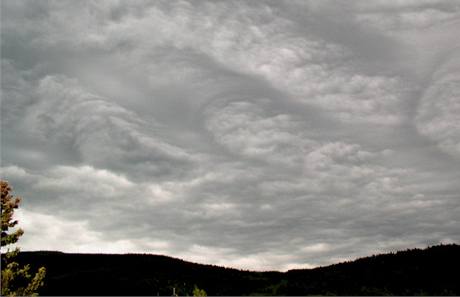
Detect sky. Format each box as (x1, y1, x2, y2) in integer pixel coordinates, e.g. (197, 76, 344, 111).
(1, 0, 459, 271)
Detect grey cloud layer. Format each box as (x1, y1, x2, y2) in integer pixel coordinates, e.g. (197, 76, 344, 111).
(416, 51, 460, 158)
(1, 0, 459, 271)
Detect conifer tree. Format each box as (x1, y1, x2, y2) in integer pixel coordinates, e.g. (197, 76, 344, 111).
(1, 180, 46, 296)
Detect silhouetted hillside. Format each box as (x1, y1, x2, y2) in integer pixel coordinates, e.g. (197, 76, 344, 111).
(14, 244, 459, 295)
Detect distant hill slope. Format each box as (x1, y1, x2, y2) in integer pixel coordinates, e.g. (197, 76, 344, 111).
(14, 244, 459, 295)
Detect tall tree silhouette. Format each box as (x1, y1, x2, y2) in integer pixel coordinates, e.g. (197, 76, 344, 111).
(1, 180, 46, 296)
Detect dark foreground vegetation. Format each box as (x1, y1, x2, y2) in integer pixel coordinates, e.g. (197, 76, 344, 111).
(14, 244, 459, 295)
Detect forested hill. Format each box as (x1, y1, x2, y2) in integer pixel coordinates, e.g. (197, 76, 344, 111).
(15, 244, 459, 296)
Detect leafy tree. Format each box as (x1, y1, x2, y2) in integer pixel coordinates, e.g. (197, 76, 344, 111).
(1, 180, 46, 296)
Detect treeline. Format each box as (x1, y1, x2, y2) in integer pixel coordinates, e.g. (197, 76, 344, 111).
(15, 244, 459, 295)
(284, 243, 459, 295)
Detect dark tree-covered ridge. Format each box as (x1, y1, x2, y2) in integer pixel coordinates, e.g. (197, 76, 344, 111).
(13, 244, 460, 296)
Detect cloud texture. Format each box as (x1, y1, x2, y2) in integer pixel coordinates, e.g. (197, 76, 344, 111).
(1, 0, 459, 271)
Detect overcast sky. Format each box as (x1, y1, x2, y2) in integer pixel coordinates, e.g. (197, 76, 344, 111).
(1, 0, 460, 271)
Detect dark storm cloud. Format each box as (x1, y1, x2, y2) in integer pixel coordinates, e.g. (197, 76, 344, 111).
(1, 0, 459, 270)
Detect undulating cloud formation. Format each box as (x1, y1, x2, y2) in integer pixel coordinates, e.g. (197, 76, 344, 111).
(1, 0, 460, 271)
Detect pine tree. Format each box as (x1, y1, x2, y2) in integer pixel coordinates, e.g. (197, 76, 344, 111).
(1, 180, 46, 296)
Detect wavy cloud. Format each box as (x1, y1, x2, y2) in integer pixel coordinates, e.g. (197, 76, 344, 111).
(1, 0, 459, 270)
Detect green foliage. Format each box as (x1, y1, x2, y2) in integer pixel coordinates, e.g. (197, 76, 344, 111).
(1, 180, 46, 296)
(1, 181, 24, 247)
(1, 259, 46, 296)
(192, 285, 207, 296)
